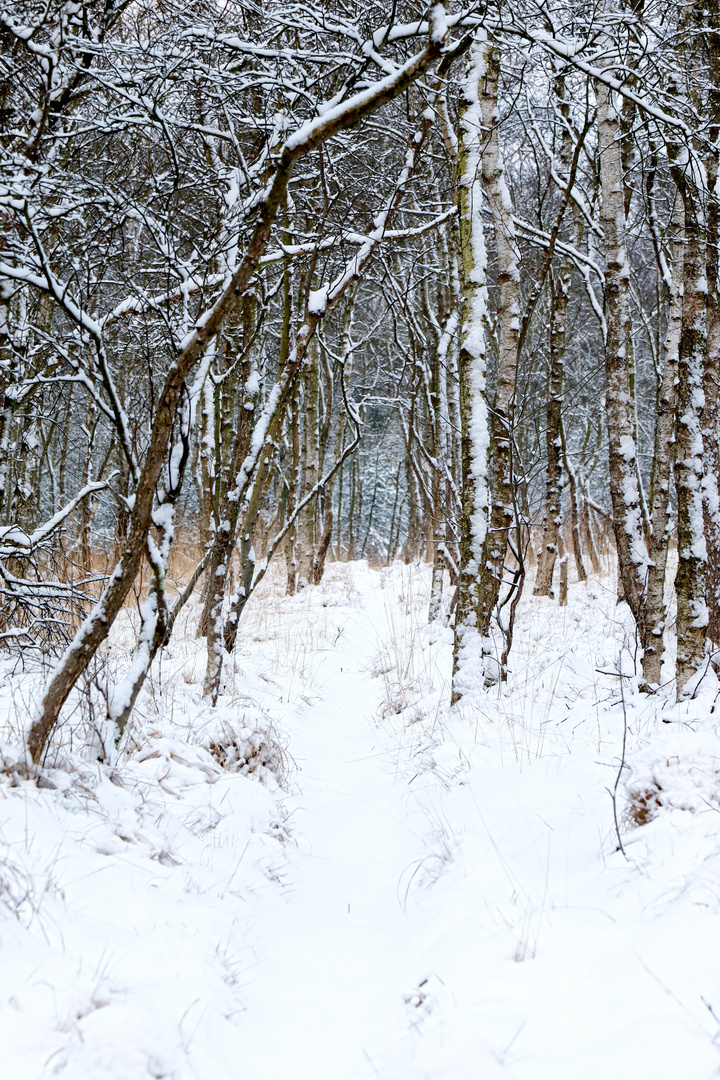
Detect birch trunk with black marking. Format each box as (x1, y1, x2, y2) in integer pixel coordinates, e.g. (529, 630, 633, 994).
(642, 190, 683, 687)
(596, 78, 649, 644)
(475, 44, 521, 658)
(451, 32, 491, 701)
(534, 265, 567, 597)
(429, 310, 458, 622)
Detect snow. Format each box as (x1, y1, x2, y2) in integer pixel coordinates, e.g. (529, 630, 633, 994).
(4, 562, 720, 1078)
(0, 525, 31, 548)
(282, 24, 445, 158)
(307, 286, 328, 314)
(618, 433, 635, 462)
(244, 368, 260, 397)
(429, 3, 447, 44)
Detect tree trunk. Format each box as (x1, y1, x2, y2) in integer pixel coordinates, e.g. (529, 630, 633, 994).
(297, 341, 319, 588)
(703, 1, 720, 650)
(534, 266, 566, 597)
(451, 31, 491, 701)
(474, 44, 521, 653)
(562, 429, 587, 584)
(670, 164, 708, 696)
(596, 78, 649, 642)
(641, 190, 683, 687)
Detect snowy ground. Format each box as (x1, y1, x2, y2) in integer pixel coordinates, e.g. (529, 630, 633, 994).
(3, 561, 720, 1078)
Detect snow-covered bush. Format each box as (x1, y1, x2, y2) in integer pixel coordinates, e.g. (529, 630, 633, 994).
(198, 705, 290, 789)
(624, 735, 720, 827)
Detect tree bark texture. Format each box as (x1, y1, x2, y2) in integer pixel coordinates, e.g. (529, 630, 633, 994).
(596, 78, 649, 646)
(475, 45, 522, 649)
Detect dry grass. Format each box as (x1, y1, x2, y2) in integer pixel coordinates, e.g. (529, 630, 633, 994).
(624, 782, 663, 828)
(201, 707, 291, 790)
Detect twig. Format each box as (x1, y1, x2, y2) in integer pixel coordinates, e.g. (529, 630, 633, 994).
(608, 654, 629, 859)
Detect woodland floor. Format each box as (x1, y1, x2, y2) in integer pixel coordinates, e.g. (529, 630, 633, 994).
(2, 561, 720, 1078)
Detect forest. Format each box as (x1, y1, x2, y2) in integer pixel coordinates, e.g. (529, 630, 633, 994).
(2, 2, 720, 1078)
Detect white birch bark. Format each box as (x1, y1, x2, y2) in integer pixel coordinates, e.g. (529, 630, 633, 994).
(596, 78, 650, 639)
(451, 31, 491, 702)
(475, 43, 522, 655)
(642, 193, 683, 687)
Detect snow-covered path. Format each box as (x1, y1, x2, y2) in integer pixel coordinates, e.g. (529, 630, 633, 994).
(5, 562, 720, 1079)
(232, 564, 720, 1079)
(236, 586, 428, 1078)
